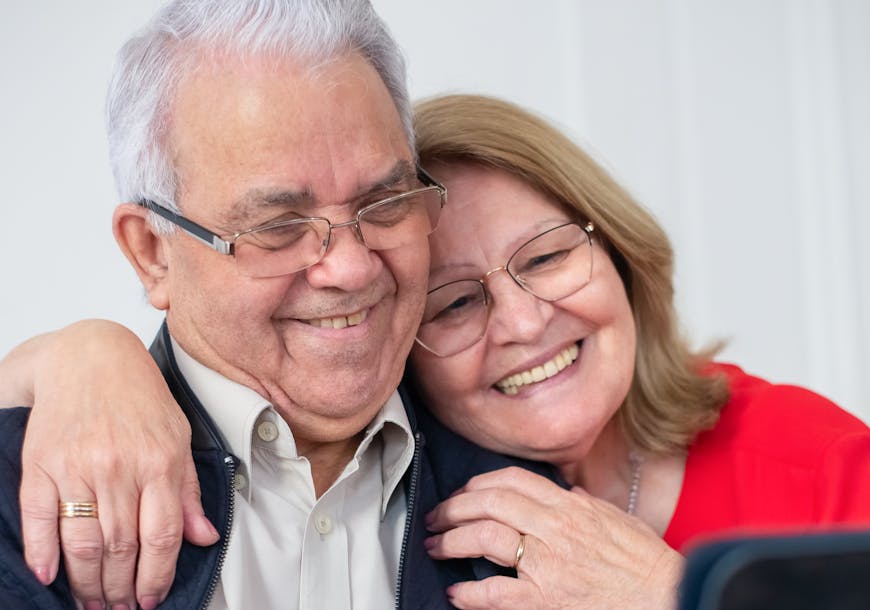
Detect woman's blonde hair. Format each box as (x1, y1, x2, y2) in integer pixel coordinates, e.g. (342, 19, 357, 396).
(413, 94, 729, 453)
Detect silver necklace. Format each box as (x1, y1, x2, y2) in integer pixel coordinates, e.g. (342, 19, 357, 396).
(626, 450, 643, 515)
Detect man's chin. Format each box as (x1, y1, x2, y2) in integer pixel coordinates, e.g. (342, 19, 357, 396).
(277, 366, 396, 412)
(273, 392, 391, 445)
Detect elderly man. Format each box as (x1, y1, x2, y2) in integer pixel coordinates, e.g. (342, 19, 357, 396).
(0, 1, 548, 609)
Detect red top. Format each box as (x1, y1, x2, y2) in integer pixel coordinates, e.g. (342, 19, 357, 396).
(663, 363, 870, 552)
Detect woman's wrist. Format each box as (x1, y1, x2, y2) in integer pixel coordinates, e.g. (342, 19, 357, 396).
(0, 319, 145, 408)
(0, 332, 52, 407)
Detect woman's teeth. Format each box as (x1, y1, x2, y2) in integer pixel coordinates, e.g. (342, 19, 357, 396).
(496, 343, 580, 395)
(305, 309, 368, 329)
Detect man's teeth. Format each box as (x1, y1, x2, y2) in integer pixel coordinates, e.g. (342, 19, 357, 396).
(496, 343, 580, 395)
(307, 309, 368, 329)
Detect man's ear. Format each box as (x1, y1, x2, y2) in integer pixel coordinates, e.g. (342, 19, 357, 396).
(113, 203, 171, 310)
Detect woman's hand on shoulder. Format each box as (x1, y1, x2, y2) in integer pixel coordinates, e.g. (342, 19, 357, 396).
(9, 320, 218, 610)
(424, 466, 684, 609)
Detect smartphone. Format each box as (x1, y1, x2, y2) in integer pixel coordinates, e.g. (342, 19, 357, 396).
(678, 530, 870, 610)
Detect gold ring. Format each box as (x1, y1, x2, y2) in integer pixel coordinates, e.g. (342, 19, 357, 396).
(58, 501, 99, 519)
(514, 533, 526, 569)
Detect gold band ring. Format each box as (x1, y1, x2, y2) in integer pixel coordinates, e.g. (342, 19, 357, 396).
(58, 501, 99, 519)
(514, 533, 526, 569)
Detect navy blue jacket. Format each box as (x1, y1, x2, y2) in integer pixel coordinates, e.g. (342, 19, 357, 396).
(0, 323, 560, 608)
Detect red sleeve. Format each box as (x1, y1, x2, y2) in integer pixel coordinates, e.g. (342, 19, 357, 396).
(814, 431, 870, 523)
(664, 364, 870, 552)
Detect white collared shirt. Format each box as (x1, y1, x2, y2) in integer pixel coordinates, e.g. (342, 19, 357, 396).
(171, 340, 415, 610)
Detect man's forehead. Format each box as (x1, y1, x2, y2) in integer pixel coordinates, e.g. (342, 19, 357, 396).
(168, 51, 413, 223)
(168, 50, 404, 146)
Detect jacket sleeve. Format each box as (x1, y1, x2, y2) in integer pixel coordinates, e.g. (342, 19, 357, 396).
(0, 407, 74, 608)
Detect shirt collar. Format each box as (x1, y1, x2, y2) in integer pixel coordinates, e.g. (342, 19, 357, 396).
(357, 390, 415, 517)
(171, 338, 270, 500)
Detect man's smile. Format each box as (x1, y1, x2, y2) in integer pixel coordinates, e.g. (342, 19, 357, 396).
(300, 308, 369, 329)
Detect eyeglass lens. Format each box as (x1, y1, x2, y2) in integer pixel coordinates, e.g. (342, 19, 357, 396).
(234, 187, 443, 278)
(416, 223, 592, 357)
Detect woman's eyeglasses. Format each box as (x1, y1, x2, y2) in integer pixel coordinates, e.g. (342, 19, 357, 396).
(415, 221, 595, 357)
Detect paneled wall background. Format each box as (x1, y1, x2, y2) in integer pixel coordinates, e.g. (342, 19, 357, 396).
(1, 0, 867, 420)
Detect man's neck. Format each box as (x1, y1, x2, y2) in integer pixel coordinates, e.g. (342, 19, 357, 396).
(298, 432, 366, 497)
(168, 335, 382, 497)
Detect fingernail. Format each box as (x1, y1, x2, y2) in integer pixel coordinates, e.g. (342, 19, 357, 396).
(140, 595, 160, 610)
(424, 510, 434, 526)
(446, 584, 457, 600)
(423, 536, 435, 550)
(206, 518, 220, 539)
(32, 565, 52, 585)
(84, 601, 104, 610)
(111, 605, 130, 610)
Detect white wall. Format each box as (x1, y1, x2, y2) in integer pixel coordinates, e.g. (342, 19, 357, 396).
(1, 1, 867, 421)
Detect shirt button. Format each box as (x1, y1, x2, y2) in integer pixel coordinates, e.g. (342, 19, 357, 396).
(233, 473, 248, 492)
(257, 421, 279, 442)
(314, 514, 333, 535)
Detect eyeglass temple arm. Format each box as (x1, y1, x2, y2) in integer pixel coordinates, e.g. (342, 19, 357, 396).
(137, 169, 441, 255)
(137, 200, 233, 255)
(416, 165, 443, 190)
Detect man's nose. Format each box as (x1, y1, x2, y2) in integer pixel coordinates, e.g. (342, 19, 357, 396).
(484, 271, 552, 345)
(303, 220, 382, 290)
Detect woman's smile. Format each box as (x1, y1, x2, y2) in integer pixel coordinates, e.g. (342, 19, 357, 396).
(495, 341, 580, 395)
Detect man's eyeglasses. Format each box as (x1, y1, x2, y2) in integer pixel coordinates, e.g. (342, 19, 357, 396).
(138, 166, 446, 278)
(415, 221, 595, 357)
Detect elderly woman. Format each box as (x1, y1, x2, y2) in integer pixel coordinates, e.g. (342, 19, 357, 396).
(4, 94, 870, 609)
(407, 94, 870, 606)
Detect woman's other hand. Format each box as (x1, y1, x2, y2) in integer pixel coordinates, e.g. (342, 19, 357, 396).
(6, 320, 218, 610)
(424, 467, 684, 610)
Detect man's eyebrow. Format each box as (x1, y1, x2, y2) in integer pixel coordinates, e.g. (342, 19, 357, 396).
(221, 160, 416, 228)
(359, 160, 417, 198)
(220, 187, 313, 228)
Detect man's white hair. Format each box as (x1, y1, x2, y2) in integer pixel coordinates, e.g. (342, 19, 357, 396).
(106, 0, 412, 228)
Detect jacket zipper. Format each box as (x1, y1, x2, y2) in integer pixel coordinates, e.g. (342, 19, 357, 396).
(200, 455, 237, 610)
(394, 432, 422, 610)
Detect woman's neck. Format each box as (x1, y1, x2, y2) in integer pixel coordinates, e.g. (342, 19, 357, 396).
(555, 419, 686, 536)
(556, 419, 633, 504)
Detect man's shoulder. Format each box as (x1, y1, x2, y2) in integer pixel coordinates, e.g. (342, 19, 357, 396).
(0, 405, 30, 433)
(414, 401, 562, 495)
(0, 408, 29, 576)
(0, 406, 29, 470)
(0, 407, 76, 608)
